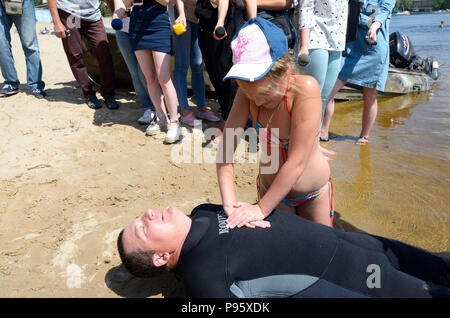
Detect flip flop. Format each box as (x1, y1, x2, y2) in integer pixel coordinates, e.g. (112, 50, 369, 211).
(355, 136, 369, 145)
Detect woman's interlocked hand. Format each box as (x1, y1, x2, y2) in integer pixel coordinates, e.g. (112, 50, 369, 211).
(226, 202, 270, 229)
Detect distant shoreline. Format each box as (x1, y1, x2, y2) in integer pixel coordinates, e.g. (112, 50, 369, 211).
(393, 9, 450, 16)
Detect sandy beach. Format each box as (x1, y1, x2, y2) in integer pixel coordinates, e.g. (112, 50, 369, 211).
(0, 21, 234, 297)
(1, 20, 448, 298)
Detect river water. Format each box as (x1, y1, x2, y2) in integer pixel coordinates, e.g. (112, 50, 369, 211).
(327, 12, 449, 253)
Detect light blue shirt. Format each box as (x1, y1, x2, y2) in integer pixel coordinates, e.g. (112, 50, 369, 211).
(57, 0, 101, 22)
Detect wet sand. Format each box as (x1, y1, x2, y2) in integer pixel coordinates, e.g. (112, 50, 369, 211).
(0, 22, 448, 298)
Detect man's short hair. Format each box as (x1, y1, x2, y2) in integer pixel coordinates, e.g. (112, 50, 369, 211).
(117, 229, 169, 278)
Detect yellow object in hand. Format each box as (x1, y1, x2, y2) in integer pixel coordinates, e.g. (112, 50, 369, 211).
(173, 22, 186, 35)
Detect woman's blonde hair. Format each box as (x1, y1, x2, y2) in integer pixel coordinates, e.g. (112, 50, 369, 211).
(265, 53, 292, 83)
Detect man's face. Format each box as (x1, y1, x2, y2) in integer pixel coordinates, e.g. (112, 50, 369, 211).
(122, 206, 190, 256)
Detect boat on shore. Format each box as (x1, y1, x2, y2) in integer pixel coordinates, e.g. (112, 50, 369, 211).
(335, 67, 432, 101)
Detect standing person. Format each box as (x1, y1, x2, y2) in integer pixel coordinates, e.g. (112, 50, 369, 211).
(217, 18, 333, 229)
(195, 0, 237, 123)
(297, 0, 348, 141)
(0, 0, 46, 98)
(108, 0, 156, 124)
(173, 0, 221, 127)
(48, 0, 118, 109)
(122, 0, 180, 143)
(321, 0, 396, 145)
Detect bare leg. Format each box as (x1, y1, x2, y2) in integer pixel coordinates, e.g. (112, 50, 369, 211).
(321, 78, 347, 138)
(152, 50, 179, 127)
(358, 86, 378, 144)
(135, 49, 167, 121)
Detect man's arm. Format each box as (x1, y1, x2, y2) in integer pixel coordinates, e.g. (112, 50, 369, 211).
(47, 0, 67, 38)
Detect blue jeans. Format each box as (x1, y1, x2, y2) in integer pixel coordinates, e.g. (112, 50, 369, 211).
(0, 0, 44, 90)
(298, 49, 342, 117)
(115, 30, 154, 110)
(173, 20, 206, 112)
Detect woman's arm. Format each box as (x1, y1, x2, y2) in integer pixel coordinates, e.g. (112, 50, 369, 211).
(156, 0, 170, 6)
(257, 0, 292, 10)
(227, 76, 322, 227)
(365, 0, 395, 42)
(123, 0, 134, 7)
(214, 0, 230, 39)
(111, 0, 127, 19)
(258, 77, 322, 216)
(298, 28, 310, 56)
(243, 0, 257, 19)
(216, 88, 251, 216)
(175, 0, 187, 26)
(373, 0, 396, 26)
(297, 0, 314, 56)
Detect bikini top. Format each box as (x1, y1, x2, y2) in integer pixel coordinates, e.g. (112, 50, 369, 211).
(254, 73, 320, 164)
(254, 74, 296, 154)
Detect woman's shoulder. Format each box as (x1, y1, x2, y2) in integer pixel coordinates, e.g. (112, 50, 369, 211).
(288, 74, 322, 115)
(291, 74, 321, 95)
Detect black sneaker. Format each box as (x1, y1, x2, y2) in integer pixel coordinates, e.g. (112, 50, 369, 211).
(104, 95, 119, 109)
(32, 88, 47, 99)
(0, 84, 19, 97)
(87, 95, 102, 109)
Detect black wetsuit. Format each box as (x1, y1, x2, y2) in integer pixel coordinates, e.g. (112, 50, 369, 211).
(173, 204, 450, 298)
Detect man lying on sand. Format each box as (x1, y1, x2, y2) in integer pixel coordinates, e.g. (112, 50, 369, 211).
(117, 203, 449, 298)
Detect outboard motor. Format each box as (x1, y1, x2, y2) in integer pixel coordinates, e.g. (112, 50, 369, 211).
(409, 56, 440, 80)
(389, 32, 415, 68)
(389, 31, 440, 80)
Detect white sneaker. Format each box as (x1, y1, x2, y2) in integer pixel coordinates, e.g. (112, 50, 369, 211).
(138, 109, 156, 125)
(164, 121, 181, 143)
(146, 119, 168, 136)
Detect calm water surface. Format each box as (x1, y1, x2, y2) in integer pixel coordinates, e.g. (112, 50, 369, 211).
(328, 13, 449, 252)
